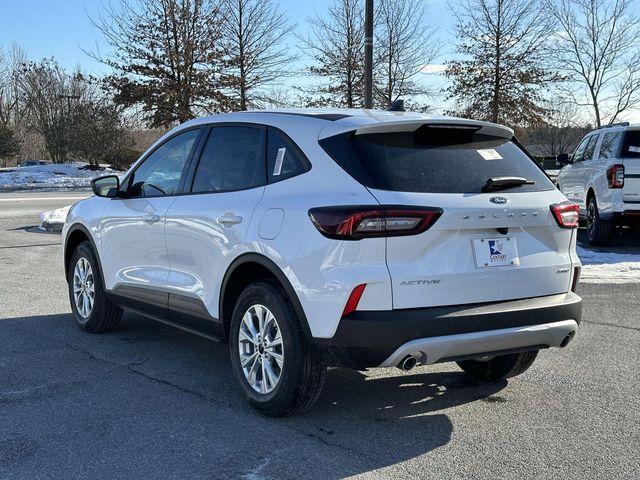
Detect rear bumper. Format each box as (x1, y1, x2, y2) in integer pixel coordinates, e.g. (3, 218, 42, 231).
(599, 210, 640, 226)
(316, 292, 582, 368)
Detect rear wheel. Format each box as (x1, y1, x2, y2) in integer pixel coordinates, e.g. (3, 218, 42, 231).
(229, 281, 326, 417)
(457, 350, 538, 381)
(68, 242, 122, 332)
(586, 196, 613, 246)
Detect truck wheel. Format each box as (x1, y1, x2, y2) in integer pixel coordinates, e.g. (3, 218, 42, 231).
(586, 196, 613, 246)
(68, 241, 122, 333)
(229, 281, 327, 417)
(457, 350, 538, 381)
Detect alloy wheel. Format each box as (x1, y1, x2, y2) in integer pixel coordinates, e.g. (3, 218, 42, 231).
(238, 304, 284, 394)
(73, 257, 95, 318)
(587, 202, 596, 240)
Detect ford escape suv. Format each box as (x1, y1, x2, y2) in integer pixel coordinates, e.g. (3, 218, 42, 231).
(63, 109, 582, 416)
(557, 122, 640, 245)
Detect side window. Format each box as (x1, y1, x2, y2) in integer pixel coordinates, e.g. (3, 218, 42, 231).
(621, 130, 640, 158)
(127, 129, 200, 197)
(599, 132, 623, 160)
(582, 135, 599, 161)
(191, 126, 266, 193)
(572, 137, 590, 162)
(267, 128, 310, 183)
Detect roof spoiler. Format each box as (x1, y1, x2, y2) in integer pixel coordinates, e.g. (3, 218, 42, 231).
(352, 119, 514, 139)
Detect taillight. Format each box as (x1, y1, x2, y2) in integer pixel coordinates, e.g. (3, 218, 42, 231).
(607, 164, 624, 188)
(308, 205, 443, 240)
(550, 201, 580, 229)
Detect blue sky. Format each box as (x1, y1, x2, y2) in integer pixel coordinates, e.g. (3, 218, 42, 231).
(0, 0, 453, 74)
(2, 0, 638, 122)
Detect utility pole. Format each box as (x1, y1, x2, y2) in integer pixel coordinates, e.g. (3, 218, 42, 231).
(364, 0, 373, 109)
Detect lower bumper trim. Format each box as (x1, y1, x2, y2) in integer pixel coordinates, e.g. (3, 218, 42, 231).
(379, 319, 578, 367)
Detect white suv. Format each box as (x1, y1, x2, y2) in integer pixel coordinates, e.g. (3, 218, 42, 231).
(63, 109, 582, 416)
(557, 123, 640, 245)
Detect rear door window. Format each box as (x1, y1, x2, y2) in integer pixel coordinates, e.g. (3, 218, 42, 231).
(191, 126, 266, 193)
(599, 132, 623, 159)
(320, 126, 554, 194)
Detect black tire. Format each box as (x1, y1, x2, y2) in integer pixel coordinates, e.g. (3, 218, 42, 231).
(586, 196, 613, 246)
(457, 350, 538, 381)
(229, 281, 326, 417)
(67, 241, 122, 333)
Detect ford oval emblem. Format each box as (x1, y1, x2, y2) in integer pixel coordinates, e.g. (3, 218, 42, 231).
(489, 196, 508, 204)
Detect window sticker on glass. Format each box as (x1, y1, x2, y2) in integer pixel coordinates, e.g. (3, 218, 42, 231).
(477, 149, 503, 160)
(629, 146, 640, 153)
(273, 147, 286, 176)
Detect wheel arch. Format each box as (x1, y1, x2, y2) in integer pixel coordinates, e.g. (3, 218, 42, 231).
(64, 224, 105, 285)
(219, 253, 312, 340)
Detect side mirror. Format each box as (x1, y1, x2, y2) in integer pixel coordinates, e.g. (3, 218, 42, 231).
(556, 153, 571, 166)
(91, 175, 120, 198)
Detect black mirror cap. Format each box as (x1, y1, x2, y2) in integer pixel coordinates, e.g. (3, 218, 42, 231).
(91, 175, 120, 198)
(557, 153, 571, 165)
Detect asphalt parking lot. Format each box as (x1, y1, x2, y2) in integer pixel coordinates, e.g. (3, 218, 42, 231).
(1, 192, 639, 479)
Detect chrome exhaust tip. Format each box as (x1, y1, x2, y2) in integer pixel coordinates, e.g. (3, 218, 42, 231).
(398, 355, 418, 371)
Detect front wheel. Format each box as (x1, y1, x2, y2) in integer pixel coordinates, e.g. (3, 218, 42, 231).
(68, 241, 122, 332)
(457, 350, 538, 381)
(229, 281, 326, 417)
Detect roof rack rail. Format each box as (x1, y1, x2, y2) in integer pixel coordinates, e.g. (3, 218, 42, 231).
(598, 122, 629, 130)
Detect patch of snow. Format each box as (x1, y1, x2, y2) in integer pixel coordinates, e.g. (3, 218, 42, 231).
(0, 162, 121, 191)
(39, 205, 71, 225)
(577, 246, 640, 284)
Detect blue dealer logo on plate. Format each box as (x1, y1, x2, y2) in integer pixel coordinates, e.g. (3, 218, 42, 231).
(488, 240, 503, 255)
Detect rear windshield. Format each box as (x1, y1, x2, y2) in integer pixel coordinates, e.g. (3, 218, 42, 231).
(320, 126, 554, 194)
(621, 131, 640, 158)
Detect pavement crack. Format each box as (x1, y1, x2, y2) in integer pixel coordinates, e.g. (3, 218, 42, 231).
(0, 242, 60, 250)
(279, 423, 373, 460)
(582, 320, 640, 332)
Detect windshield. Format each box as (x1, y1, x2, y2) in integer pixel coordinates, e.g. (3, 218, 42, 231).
(320, 126, 554, 194)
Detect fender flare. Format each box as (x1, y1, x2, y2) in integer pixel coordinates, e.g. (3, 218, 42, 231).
(219, 253, 313, 339)
(64, 223, 107, 286)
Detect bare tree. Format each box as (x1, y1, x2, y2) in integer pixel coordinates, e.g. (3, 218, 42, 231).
(92, 0, 227, 127)
(545, 0, 640, 127)
(373, 0, 439, 108)
(221, 0, 295, 110)
(0, 44, 27, 128)
(445, 0, 561, 126)
(301, 0, 365, 108)
(19, 59, 92, 163)
(526, 100, 591, 156)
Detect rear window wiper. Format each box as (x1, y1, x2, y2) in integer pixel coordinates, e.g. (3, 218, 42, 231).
(482, 176, 535, 192)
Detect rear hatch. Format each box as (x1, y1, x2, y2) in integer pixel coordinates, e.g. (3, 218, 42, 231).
(621, 129, 640, 203)
(321, 121, 574, 309)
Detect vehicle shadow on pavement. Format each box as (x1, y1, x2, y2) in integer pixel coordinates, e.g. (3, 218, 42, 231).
(577, 227, 640, 253)
(2, 312, 507, 479)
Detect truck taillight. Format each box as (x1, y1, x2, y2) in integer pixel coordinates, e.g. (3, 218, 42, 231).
(308, 206, 442, 240)
(607, 164, 624, 188)
(550, 201, 580, 229)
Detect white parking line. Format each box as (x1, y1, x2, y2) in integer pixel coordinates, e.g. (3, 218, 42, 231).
(0, 195, 90, 202)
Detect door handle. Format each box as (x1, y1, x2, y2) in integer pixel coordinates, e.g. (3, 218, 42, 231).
(217, 213, 243, 226)
(143, 214, 161, 224)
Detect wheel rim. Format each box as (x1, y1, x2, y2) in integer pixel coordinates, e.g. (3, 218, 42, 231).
(587, 202, 596, 239)
(73, 257, 95, 319)
(238, 304, 284, 394)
